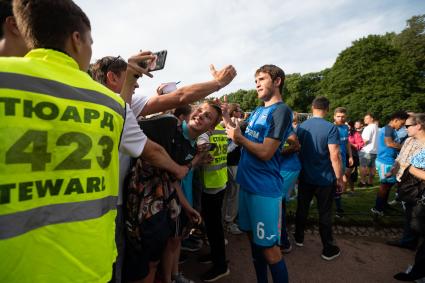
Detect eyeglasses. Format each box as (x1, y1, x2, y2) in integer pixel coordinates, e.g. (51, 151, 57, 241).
(103, 56, 122, 73)
(405, 124, 416, 129)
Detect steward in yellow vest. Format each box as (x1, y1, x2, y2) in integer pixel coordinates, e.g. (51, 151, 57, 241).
(0, 1, 124, 282)
(203, 124, 228, 189)
(199, 124, 230, 279)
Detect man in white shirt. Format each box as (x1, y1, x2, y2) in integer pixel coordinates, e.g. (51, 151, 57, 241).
(359, 113, 379, 186)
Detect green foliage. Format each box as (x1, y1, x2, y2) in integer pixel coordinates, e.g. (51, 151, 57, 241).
(284, 71, 326, 113)
(224, 89, 262, 112)
(219, 15, 425, 121)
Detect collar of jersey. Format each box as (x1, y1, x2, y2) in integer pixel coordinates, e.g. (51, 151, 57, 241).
(25, 49, 80, 70)
(182, 121, 196, 147)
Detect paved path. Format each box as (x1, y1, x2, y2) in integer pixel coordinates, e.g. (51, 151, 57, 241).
(181, 232, 416, 282)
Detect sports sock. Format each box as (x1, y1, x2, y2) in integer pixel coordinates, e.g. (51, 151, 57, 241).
(251, 242, 268, 283)
(269, 259, 288, 283)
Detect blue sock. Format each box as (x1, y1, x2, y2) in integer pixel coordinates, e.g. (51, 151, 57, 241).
(269, 259, 288, 283)
(251, 243, 268, 283)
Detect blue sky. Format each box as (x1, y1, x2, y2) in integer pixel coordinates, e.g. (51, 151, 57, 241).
(76, 0, 425, 98)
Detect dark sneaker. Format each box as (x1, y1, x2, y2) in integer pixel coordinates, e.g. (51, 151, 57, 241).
(294, 234, 304, 247)
(201, 266, 230, 282)
(321, 245, 340, 261)
(181, 237, 202, 252)
(198, 254, 213, 264)
(394, 271, 425, 281)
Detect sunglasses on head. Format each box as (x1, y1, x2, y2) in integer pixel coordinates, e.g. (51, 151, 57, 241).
(103, 56, 122, 73)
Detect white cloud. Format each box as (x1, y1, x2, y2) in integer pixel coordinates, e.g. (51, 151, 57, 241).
(75, 0, 425, 98)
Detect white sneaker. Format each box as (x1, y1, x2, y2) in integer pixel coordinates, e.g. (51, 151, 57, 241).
(227, 223, 243, 235)
(173, 272, 194, 283)
(370, 208, 384, 217)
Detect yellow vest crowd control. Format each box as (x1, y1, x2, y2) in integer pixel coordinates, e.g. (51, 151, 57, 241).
(0, 49, 125, 283)
(203, 124, 228, 189)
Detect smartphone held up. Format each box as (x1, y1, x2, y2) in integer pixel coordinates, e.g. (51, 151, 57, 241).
(197, 142, 217, 152)
(139, 50, 167, 72)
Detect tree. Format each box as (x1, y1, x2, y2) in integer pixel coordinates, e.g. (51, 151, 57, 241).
(284, 71, 326, 113)
(319, 32, 422, 122)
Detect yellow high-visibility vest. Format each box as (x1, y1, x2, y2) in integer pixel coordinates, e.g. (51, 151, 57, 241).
(203, 125, 228, 189)
(0, 49, 125, 283)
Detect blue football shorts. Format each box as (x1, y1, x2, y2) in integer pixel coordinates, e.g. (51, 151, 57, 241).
(238, 188, 282, 247)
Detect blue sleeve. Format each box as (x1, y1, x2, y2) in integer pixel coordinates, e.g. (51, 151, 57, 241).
(384, 126, 394, 138)
(296, 125, 304, 141)
(328, 124, 340, 144)
(267, 104, 292, 140)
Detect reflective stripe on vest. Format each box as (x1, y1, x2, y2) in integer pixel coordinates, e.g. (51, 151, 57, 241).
(203, 125, 228, 188)
(0, 49, 125, 283)
(0, 72, 125, 118)
(0, 195, 117, 239)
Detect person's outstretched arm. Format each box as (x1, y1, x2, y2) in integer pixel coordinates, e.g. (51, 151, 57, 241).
(139, 64, 237, 116)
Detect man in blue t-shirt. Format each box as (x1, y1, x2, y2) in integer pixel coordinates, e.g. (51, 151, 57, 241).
(226, 65, 292, 283)
(295, 96, 344, 261)
(333, 107, 353, 217)
(371, 110, 409, 216)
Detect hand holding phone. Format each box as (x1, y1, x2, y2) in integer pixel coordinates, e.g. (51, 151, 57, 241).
(126, 51, 156, 79)
(198, 142, 217, 152)
(139, 50, 167, 72)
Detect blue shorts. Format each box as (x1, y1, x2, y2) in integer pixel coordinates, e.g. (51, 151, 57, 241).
(376, 160, 396, 184)
(238, 188, 281, 247)
(280, 170, 300, 200)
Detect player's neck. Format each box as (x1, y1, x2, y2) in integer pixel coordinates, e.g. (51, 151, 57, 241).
(264, 93, 282, 107)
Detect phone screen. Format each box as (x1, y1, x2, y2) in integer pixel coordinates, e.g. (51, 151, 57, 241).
(149, 50, 167, 72)
(207, 143, 217, 151)
(197, 142, 217, 152)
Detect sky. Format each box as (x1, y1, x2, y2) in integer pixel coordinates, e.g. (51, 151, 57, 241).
(76, 0, 425, 98)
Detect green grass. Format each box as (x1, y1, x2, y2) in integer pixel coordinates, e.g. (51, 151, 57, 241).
(285, 182, 405, 227)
